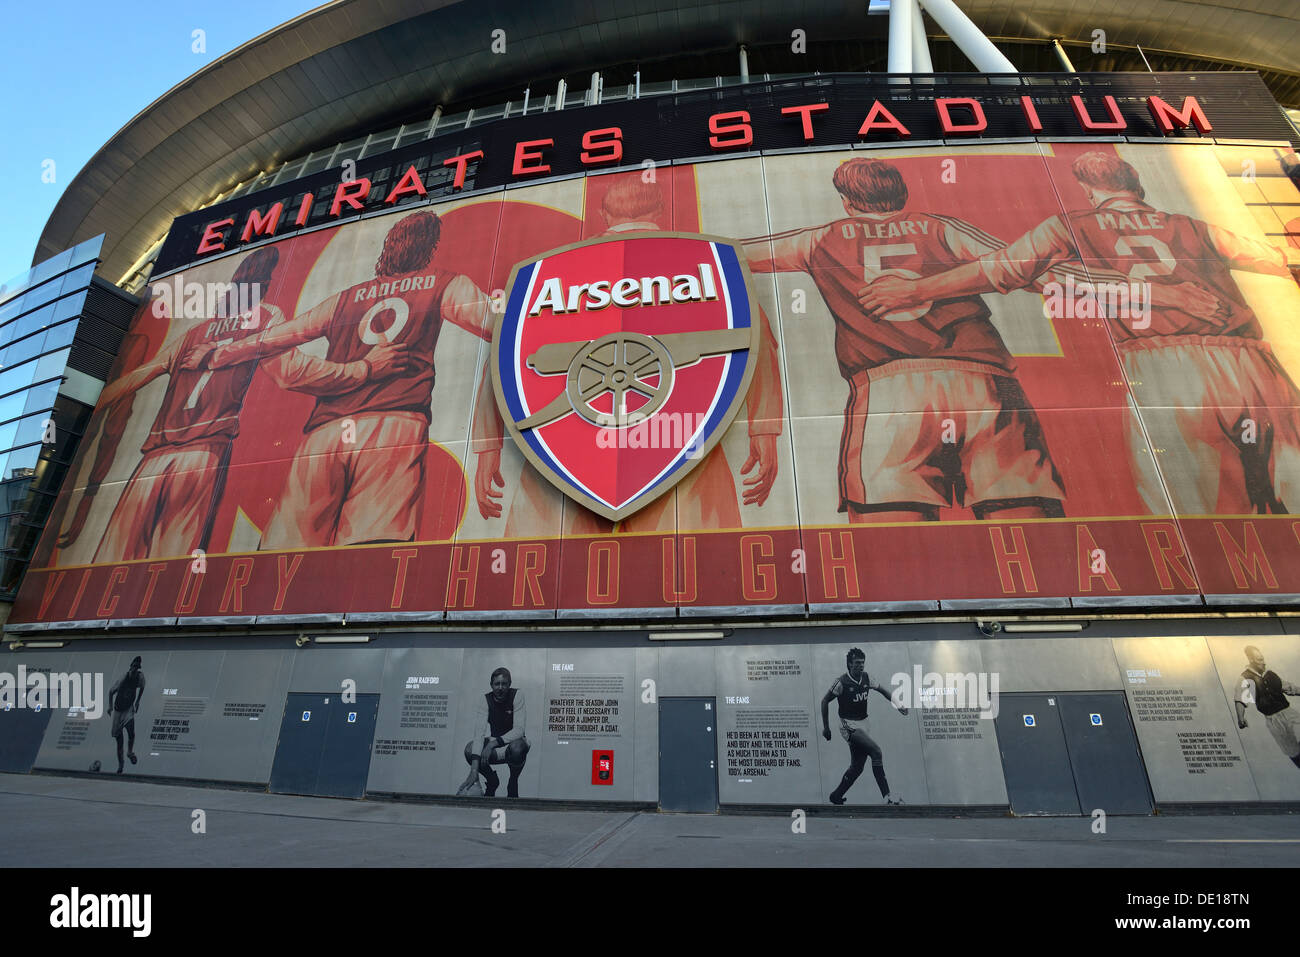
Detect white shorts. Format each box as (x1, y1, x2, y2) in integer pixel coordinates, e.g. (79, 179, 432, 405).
(1264, 707, 1300, 758)
(1121, 336, 1300, 516)
(264, 412, 427, 548)
(839, 718, 870, 743)
(840, 359, 1065, 512)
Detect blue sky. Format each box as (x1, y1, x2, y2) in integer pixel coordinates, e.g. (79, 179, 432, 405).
(0, 1, 323, 287)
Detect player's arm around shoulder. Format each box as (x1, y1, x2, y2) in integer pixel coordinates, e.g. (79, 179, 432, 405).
(206, 297, 336, 369)
(740, 226, 822, 275)
(1205, 222, 1291, 278)
(444, 275, 494, 341)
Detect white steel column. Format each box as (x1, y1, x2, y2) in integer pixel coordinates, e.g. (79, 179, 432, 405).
(911, 0, 934, 72)
(887, 0, 914, 73)
(1050, 39, 1076, 72)
(739, 44, 750, 83)
(917, 0, 1017, 73)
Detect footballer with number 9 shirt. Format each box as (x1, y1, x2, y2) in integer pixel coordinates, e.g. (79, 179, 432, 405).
(189, 211, 493, 547)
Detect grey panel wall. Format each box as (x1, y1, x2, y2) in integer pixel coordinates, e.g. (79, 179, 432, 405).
(367, 647, 465, 795)
(6, 626, 1299, 809)
(1111, 636, 1259, 803)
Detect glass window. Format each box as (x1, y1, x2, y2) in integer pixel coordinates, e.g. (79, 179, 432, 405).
(12, 302, 55, 342)
(59, 263, 95, 296)
(0, 361, 39, 399)
(0, 296, 23, 328)
(42, 321, 76, 352)
(0, 418, 17, 449)
(68, 236, 103, 270)
(31, 348, 69, 385)
(300, 153, 331, 176)
(22, 381, 58, 417)
(50, 292, 84, 324)
(14, 413, 49, 448)
(5, 332, 47, 369)
(26, 248, 72, 290)
(4, 444, 40, 476)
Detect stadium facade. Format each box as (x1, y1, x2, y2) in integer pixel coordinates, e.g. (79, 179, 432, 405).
(3, 0, 1300, 814)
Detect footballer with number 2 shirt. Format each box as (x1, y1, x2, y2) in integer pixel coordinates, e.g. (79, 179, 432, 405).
(859, 150, 1299, 517)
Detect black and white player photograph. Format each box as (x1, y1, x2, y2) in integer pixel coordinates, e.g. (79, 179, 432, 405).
(1234, 644, 1300, 771)
(457, 665, 530, 798)
(820, 647, 909, 805)
(107, 656, 146, 775)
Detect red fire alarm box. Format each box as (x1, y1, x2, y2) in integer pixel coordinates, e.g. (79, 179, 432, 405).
(591, 750, 614, 785)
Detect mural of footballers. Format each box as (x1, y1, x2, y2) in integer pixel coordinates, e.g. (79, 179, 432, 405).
(1236, 645, 1300, 770)
(743, 157, 1069, 524)
(107, 656, 145, 775)
(70, 247, 405, 562)
(189, 211, 493, 547)
(35, 329, 151, 568)
(858, 149, 1298, 516)
(457, 666, 530, 797)
(821, 647, 908, 805)
(471, 176, 784, 536)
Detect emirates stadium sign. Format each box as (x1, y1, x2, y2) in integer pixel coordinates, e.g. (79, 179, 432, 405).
(492, 233, 760, 520)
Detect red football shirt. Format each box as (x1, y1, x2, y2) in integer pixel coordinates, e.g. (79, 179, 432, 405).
(746, 212, 1017, 375)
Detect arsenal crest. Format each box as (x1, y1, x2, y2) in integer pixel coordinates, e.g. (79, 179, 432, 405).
(492, 232, 760, 521)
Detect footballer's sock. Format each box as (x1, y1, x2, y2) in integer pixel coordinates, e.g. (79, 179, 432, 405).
(1291, 754, 1300, 770)
(116, 736, 124, 770)
(507, 768, 522, 798)
(872, 763, 890, 798)
(482, 766, 500, 796)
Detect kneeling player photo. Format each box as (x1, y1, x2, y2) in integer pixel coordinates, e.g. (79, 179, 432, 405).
(821, 647, 908, 805)
(457, 667, 530, 798)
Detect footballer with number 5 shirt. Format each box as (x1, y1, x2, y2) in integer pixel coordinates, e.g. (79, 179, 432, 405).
(743, 157, 1072, 523)
(859, 150, 1299, 516)
(189, 211, 493, 548)
(88, 248, 404, 562)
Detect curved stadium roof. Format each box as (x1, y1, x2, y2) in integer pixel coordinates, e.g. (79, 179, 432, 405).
(35, 0, 1300, 283)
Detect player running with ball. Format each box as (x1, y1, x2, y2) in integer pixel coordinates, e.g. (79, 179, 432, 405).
(821, 647, 908, 805)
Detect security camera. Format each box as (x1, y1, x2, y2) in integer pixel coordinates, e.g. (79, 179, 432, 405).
(977, 620, 1002, 638)
(295, 635, 311, 648)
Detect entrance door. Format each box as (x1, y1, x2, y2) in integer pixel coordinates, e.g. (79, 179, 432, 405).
(0, 701, 52, 773)
(1057, 692, 1153, 815)
(993, 693, 1082, 815)
(659, 697, 718, 812)
(269, 693, 380, 798)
